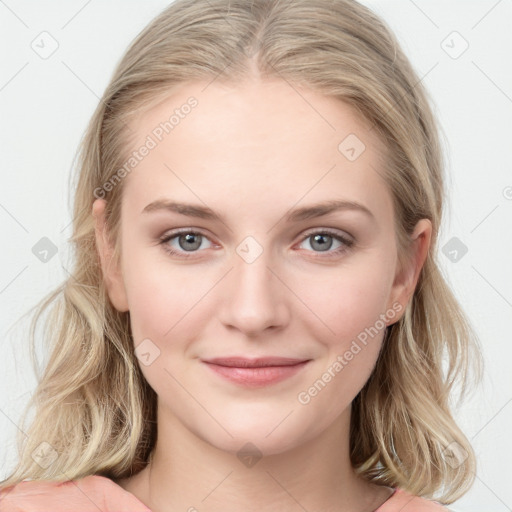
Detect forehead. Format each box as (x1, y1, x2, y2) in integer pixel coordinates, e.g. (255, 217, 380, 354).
(121, 79, 393, 225)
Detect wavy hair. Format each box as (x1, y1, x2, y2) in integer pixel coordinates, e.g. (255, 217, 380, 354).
(1, 0, 483, 504)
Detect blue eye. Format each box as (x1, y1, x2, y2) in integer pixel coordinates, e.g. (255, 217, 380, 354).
(159, 230, 212, 258)
(297, 229, 354, 258)
(158, 228, 354, 260)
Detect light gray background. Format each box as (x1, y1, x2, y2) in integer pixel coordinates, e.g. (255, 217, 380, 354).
(0, 1, 511, 510)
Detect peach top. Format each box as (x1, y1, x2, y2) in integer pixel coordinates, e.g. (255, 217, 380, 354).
(0, 474, 449, 511)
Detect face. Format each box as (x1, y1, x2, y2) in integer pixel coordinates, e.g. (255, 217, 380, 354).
(93, 79, 430, 457)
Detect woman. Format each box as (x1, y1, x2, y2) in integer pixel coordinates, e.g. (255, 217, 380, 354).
(0, 1, 482, 510)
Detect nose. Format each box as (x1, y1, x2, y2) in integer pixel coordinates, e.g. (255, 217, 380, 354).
(217, 247, 289, 337)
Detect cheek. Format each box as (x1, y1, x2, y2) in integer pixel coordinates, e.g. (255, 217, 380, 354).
(122, 257, 208, 391)
(120, 241, 198, 341)
(294, 258, 393, 345)
(294, 265, 392, 415)
(126, 270, 204, 343)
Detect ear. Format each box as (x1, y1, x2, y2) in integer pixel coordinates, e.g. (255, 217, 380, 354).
(386, 218, 432, 324)
(92, 198, 129, 312)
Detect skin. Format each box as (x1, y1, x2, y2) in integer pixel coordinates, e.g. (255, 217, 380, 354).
(93, 78, 431, 512)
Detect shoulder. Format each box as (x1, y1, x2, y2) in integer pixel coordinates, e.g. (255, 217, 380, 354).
(377, 488, 454, 511)
(0, 474, 151, 512)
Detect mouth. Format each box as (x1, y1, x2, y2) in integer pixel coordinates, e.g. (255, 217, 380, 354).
(201, 357, 311, 387)
(202, 356, 309, 367)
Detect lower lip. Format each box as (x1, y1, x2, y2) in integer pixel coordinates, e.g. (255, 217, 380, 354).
(202, 361, 310, 388)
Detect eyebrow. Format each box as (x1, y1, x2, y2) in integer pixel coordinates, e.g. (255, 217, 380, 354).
(141, 198, 375, 222)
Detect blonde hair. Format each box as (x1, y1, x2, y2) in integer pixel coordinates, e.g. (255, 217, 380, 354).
(1, 0, 483, 504)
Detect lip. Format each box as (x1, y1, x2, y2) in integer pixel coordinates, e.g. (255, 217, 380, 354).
(202, 356, 309, 368)
(201, 357, 311, 388)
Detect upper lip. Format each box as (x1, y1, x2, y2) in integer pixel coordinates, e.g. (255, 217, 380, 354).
(202, 357, 310, 368)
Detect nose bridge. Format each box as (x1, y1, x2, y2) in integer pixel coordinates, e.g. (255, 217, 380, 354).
(219, 234, 287, 334)
(233, 233, 278, 301)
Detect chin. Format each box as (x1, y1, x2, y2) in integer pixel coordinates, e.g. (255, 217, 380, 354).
(197, 420, 308, 459)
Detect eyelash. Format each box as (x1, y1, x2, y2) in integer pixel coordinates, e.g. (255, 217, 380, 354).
(158, 228, 354, 260)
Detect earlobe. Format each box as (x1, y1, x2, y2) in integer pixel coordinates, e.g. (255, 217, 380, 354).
(92, 199, 129, 312)
(387, 219, 432, 324)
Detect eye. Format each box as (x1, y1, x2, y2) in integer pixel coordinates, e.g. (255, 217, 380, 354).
(158, 228, 354, 260)
(159, 229, 213, 258)
(296, 229, 354, 259)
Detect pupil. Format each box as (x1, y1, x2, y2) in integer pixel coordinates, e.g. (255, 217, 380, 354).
(312, 234, 332, 252)
(180, 233, 201, 251)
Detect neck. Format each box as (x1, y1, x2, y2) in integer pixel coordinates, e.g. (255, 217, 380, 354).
(118, 403, 393, 512)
